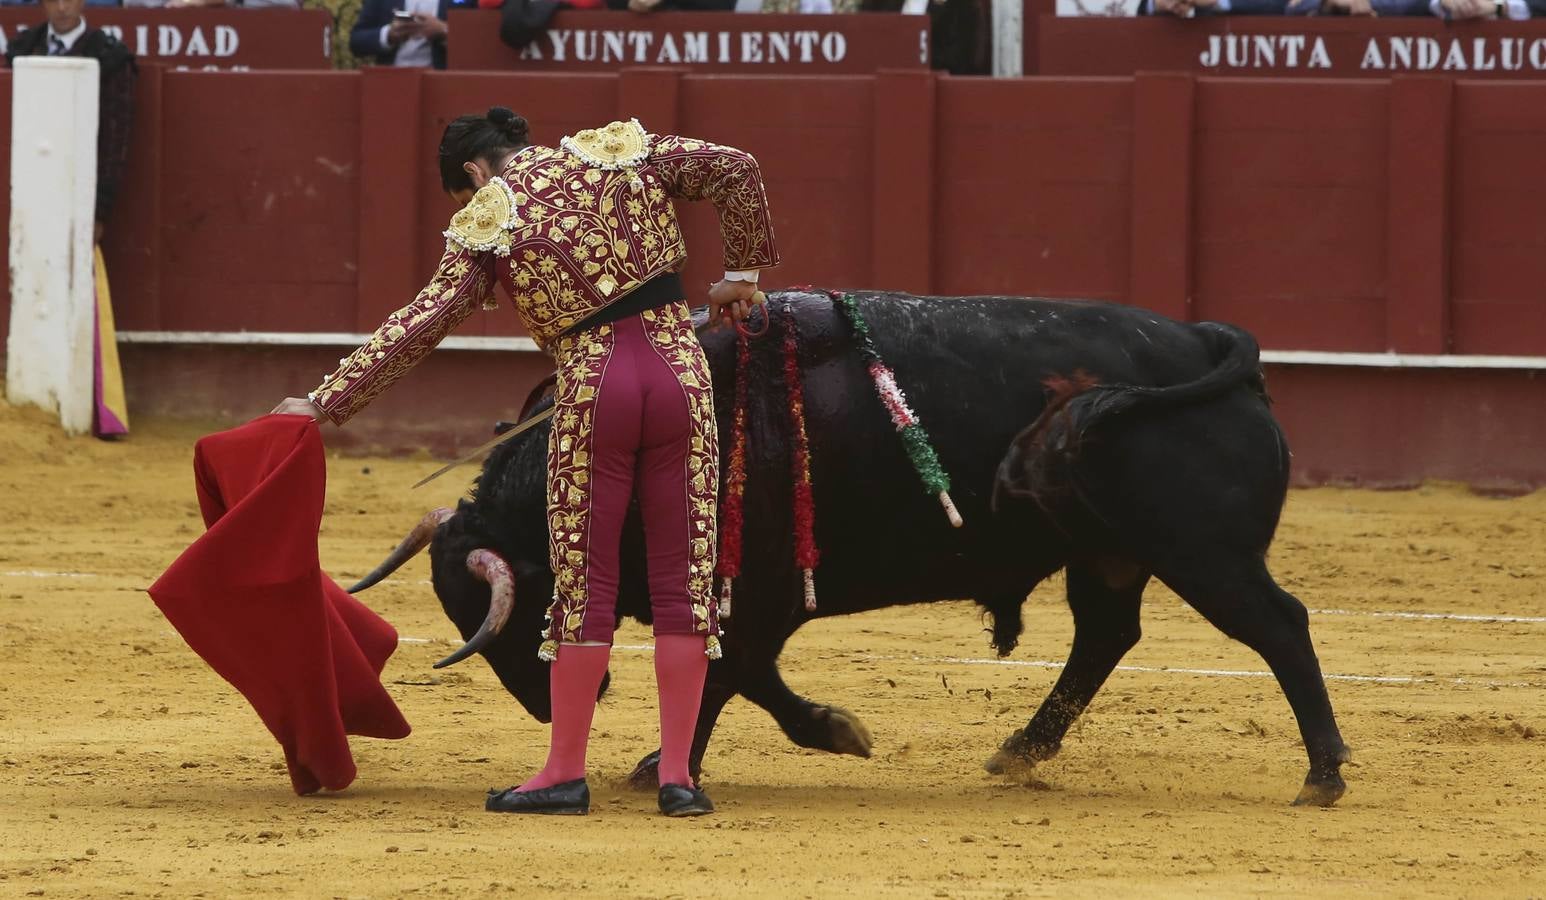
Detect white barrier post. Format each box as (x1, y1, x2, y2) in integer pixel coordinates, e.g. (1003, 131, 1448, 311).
(6, 56, 100, 435)
(992, 0, 1024, 78)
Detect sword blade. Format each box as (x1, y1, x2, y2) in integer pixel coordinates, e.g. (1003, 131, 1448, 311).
(411, 407, 555, 489)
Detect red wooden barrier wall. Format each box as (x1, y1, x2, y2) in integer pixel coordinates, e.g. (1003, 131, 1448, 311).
(11, 66, 1544, 355)
(3, 67, 1544, 487)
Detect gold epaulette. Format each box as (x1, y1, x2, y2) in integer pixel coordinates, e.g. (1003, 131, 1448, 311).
(560, 119, 650, 171)
(444, 176, 521, 257)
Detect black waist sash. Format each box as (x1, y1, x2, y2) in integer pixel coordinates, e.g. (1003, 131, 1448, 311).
(560, 272, 686, 338)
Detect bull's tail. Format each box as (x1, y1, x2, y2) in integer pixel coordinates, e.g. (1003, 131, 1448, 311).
(346, 507, 455, 593)
(993, 322, 1266, 516)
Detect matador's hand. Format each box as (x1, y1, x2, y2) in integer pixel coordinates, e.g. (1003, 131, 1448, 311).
(707, 279, 761, 330)
(271, 397, 328, 422)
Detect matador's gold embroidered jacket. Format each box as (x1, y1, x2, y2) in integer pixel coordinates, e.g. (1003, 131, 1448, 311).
(309, 119, 779, 425)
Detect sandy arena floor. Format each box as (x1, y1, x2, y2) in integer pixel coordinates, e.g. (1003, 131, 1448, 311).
(1, 395, 1543, 898)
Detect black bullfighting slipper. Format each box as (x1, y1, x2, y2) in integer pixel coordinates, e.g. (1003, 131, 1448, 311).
(485, 779, 590, 815)
(658, 783, 714, 817)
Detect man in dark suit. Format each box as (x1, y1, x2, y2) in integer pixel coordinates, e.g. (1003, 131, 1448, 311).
(5, 0, 135, 240)
(351, 0, 451, 69)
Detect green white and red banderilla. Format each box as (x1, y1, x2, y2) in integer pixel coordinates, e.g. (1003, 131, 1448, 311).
(831, 291, 963, 529)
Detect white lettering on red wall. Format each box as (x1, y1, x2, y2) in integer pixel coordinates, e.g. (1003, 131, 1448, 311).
(521, 28, 852, 65)
(1199, 33, 1546, 72)
(1198, 35, 1333, 69)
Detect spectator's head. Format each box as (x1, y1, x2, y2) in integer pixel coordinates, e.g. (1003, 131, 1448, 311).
(439, 107, 530, 202)
(41, 0, 86, 36)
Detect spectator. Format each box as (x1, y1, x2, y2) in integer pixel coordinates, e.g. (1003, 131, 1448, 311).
(864, 0, 988, 74)
(352, 0, 450, 68)
(497, 0, 604, 52)
(1430, 0, 1529, 17)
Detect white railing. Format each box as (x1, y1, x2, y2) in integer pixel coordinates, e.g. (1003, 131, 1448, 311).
(114, 330, 1546, 370)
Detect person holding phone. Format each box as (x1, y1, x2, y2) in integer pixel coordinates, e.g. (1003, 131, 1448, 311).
(351, 0, 451, 69)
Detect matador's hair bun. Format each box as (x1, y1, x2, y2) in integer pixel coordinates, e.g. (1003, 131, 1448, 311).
(486, 107, 530, 144)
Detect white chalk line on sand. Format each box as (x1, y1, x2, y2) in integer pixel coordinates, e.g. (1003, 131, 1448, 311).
(368, 582, 1546, 626)
(860, 654, 1544, 690)
(19, 568, 1535, 626)
(1308, 607, 1546, 625)
(4, 569, 1539, 687)
(387, 640, 1542, 691)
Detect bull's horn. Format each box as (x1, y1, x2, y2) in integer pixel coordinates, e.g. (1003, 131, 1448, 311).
(347, 507, 455, 593)
(433, 548, 516, 669)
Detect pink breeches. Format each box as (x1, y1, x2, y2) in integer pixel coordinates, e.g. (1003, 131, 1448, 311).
(542, 301, 720, 647)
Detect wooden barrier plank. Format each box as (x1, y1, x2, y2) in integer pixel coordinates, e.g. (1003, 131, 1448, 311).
(1129, 72, 1193, 322)
(156, 72, 358, 333)
(870, 69, 936, 294)
(104, 64, 162, 332)
(1449, 81, 1546, 355)
(1385, 76, 1451, 354)
(1192, 78, 1387, 350)
(618, 68, 682, 135)
(675, 76, 874, 294)
(934, 78, 1132, 299)
(357, 68, 423, 333)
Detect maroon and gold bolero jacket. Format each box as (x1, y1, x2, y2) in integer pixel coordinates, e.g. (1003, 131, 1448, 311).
(309, 119, 779, 425)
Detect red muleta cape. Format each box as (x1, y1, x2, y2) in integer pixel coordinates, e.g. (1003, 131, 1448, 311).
(149, 414, 411, 795)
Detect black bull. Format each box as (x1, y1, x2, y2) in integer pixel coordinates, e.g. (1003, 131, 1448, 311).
(352, 291, 1352, 806)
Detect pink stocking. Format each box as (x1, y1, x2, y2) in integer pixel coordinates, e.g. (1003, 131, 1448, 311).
(655, 634, 708, 788)
(517, 642, 610, 791)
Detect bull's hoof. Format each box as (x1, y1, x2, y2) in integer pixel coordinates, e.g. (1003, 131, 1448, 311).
(626, 750, 662, 791)
(984, 729, 1060, 775)
(813, 704, 873, 758)
(1292, 774, 1347, 808)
